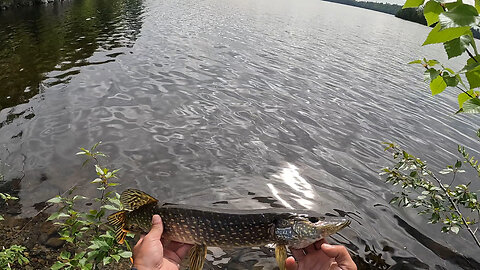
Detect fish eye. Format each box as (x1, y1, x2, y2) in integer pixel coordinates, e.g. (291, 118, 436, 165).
(308, 217, 319, 223)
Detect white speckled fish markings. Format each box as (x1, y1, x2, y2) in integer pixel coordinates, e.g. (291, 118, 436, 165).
(108, 189, 351, 270)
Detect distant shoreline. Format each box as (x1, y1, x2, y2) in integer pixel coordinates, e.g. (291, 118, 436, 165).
(322, 0, 402, 15)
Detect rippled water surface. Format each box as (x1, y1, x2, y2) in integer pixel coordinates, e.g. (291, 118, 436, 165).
(1, 0, 480, 268)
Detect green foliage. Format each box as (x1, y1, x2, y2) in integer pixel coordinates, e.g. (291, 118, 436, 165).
(402, 0, 480, 113)
(0, 192, 18, 221)
(381, 143, 480, 247)
(423, 1, 443, 26)
(403, 0, 424, 9)
(47, 142, 131, 269)
(0, 245, 29, 270)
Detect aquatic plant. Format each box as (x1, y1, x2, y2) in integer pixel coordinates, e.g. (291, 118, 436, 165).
(48, 142, 133, 269)
(383, 0, 480, 248)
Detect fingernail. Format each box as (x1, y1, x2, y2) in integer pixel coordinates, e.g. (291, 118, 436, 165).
(152, 214, 162, 223)
(321, 243, 333, 248)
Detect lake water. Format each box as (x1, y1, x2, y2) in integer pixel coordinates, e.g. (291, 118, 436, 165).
(1, 0, 479, 268)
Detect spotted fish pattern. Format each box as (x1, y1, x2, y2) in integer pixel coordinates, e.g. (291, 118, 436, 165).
(108, 189, 350, 270)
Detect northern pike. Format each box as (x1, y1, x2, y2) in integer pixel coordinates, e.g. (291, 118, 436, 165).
(108, 189, 350, 270)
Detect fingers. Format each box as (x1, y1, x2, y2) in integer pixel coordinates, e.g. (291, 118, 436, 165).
(135, 234, 146, 248)
(285, 257, 298, 270)
(164, 241, 194, 261)
(145, 215, 163, 240)
(313, 238, 327, 250)
(304, 244, 316, 254)
(321, 244, 356, 270)
(175, 243, 194, 259)
(290, 248, 305, 261)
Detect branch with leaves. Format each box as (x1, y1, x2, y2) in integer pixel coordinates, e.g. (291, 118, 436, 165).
(381, 142, 480, 248)
(403, 0, 480, 113)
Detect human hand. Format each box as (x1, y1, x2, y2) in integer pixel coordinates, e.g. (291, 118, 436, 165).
(133, 215, 193, 270)
(285, 239, 357, 270)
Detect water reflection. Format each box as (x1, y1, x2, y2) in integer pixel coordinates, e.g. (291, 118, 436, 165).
(0, 0, 144, 111)
(268, 163, 315, 209)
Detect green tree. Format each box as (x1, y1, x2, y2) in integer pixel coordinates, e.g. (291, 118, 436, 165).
(383, 0, 480, 249)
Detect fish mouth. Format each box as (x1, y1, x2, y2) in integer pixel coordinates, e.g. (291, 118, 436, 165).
(313, 217, 351, 235)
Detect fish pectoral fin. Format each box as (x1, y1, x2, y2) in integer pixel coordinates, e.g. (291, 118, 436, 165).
(120, 189, 158, 211)
(275, 244, 287, 270)
(188, 244, 207, 270)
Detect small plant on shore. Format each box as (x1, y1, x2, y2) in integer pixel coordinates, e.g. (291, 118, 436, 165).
(0, 245, 29, 270)
(0, 192, 18, 221)
(48, 142, 132, 270)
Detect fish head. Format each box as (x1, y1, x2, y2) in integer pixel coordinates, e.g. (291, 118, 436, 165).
(275, 214, 350, 249)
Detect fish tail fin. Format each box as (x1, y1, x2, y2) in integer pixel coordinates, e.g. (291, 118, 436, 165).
(120, 189, 158, 211)
(108, 210, 128, 244)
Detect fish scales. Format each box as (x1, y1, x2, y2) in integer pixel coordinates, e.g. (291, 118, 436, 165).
(108, 189, 351, 270)
(127, 203, 294, 247)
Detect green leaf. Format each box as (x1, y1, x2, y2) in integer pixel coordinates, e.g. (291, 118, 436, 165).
(403, 0, 424, 8)
(47, 196, 63, 204)
(444, 35, 473, 59)
(425, 68, 440, 81)
(439, 4, 478, 29)
(111, 254, 121, 262)
(430, 76, 447, 95)
(424, 1, 444, 26)
(408, 59, 422, 64)
(423, 24, 472, 45)
(51, 261, 65, 270)
(442, 73, 459, 87)
(95, 165, 104, 175)
(91, 178, 103, 184)
(462, 98, 480, 113)
(466, 68, 480, 89)
(426, 59, 439, 66)
(103, 256, 112, 266)
(118, 251, 132, 258)
(101, 204, 119, 211)
(47, 212, 61, 221)
(60, 251, 71, 260)
(450, 225, 460, 234)
(458, 91, 474, 108)
(0, 214, 4, 220)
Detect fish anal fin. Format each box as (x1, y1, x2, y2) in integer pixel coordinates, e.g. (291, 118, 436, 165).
(121, 189, 158, 211)
(108, 210, 128, 244)
(114, 226, 127, 244)
(188, 244, 207, 270)
(275, 244, 287, 270)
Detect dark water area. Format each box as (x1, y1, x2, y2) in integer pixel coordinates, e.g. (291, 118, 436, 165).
(1, 0, 479, 268)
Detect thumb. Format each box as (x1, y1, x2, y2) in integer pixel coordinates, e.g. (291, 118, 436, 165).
(285, 256, 298, 270)
(146, 214, 163, 240)
(321, 244, 356, 270)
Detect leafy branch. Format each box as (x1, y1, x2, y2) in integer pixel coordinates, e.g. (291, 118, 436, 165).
(381, 143, 480, 248)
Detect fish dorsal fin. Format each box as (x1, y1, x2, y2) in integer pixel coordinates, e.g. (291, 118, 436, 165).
(121, 189, 158, 211)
